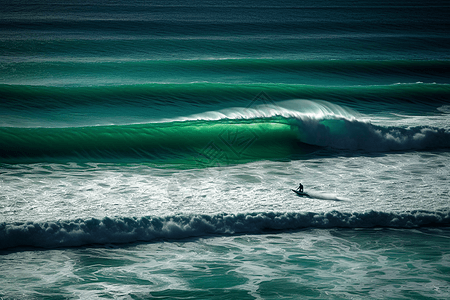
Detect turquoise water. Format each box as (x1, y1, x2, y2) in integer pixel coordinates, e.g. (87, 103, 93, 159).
(1, 0, 450, 299)
(2, 229, 450, 299)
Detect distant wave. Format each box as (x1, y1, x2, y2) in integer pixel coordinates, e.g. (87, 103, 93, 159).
(2, 58, 450, 88)
(1, 82, 449, 111)
(3, 59, 450, 73)
(1, 210, 449, 250)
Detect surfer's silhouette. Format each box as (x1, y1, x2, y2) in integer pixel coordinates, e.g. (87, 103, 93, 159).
(297, 183, 303, 192)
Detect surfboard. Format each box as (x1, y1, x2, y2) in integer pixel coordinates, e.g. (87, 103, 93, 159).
(291, 189, 308, 196)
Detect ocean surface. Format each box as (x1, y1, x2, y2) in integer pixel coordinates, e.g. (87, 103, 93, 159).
(1, 0, 450, 299)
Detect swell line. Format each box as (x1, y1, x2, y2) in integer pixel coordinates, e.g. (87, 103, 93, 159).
(2, 59, 450, 76)
(1, 82, 449, 111)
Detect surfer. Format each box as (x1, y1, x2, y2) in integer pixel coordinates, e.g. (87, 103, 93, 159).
(297, 183, 303, 192)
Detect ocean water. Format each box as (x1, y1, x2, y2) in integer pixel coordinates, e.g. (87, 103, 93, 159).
(1, 0, 450, 299)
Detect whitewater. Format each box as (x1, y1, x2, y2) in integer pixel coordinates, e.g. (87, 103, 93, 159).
(1, 0, 450, 299)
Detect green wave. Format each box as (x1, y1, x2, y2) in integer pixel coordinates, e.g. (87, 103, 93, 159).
(2, 113, 450, 167)
(0, 117, 313, 167)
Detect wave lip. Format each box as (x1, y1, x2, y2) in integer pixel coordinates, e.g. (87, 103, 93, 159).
(1, 210, 449, 250)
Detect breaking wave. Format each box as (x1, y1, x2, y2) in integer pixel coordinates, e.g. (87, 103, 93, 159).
(1, 108, 449, 165)
(1, 210, 449, 250)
